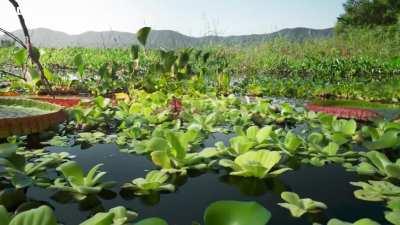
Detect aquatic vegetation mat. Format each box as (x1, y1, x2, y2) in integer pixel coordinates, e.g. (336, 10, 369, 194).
(0, 92, 400, 225)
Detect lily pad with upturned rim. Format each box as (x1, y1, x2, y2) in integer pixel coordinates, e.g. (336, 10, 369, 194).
(0, 98, 67, 138)
(305, 99, 400, 121)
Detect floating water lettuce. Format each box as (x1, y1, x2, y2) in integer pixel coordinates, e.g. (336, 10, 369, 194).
(363, 131, 400, 150)
(326, 218, 380, 225)
(51, 161, 116, 200)
(149, 129, 213, 174)
(0, 143, 58, 188)
(122, 170, 175, 195)
(228, 126, 275, 155)
(219, 150, 291, 178)
(351, 180, 400, 202)
(278, 191, 327, 217)
(385, 198, 400, 225)
(77, 132, 106, 145)
(354, 151, 400, 179)
(319, 115, 358, 145)
(0, 205, 58, 225)
(282, 131, 303, 154)
(79, 206, 138, 225)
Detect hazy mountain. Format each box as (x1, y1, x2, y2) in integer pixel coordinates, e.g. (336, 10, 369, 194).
(1, 27, 333, 49)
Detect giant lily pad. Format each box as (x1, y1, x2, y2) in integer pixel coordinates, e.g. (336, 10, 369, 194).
(306, 100, 400, 121)
(0, 98, 66, 138)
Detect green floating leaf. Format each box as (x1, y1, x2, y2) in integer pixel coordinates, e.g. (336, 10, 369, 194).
(0, 143, 18, 158)
(351, 180, 400, 202)
(135, 218, 169, 225)
(327, 218, 380, 225)
(284, 131, 303, 153)
(364, 131, 400, 150)
(220, 150, 291, 179)
(79, 212, 114, 225)
(80, 206, 137, 225)
(0, 206, 11, 225)
(204, 200, 271, 225)
(385, 211, 400, 225)
(9, 206, 58, 225)
(278, 192, 327, 218)
(332, 119, 357, 136)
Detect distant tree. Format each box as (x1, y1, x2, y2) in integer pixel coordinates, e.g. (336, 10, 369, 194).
(336, 0, 400, 31)
(0, 39, 15, 47)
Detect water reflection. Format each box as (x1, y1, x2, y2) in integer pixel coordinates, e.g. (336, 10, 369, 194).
(9, 144, 388, 225)
(51, 192, 105, 214)
(120, 189, 162, 206)
(0, 186, 53, 214)
(220, 175, 288, 196)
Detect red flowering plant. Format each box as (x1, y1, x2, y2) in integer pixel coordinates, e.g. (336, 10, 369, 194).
(170, 97, 183, 118)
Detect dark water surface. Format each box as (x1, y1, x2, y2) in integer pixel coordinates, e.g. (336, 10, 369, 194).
(25, 138, 388, 225)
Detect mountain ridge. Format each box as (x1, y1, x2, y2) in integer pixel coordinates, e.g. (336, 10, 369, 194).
(0, 27, 334, 49)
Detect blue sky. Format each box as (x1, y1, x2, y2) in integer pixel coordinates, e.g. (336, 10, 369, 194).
(0, 0, 346, 36)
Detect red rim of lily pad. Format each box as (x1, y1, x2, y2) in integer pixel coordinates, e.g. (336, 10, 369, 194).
(30, 96, 81, 108)
(306, 103, 380, 121)
(0, 98, 67, 138)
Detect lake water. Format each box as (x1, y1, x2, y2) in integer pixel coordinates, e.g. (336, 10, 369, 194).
(21, 139, 388, 225)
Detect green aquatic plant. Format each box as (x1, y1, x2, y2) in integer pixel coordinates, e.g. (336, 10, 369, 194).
(122, 170, 175, 195)
(79, 200, 270, 225)
(326, 218, 380, 225)
(361, 122, 400, 150)
(385, 198, 400, 225)
(0, 143, 57, 188)
(364, 131, 400, 151)
(41, 135, 71, 147)
(227, 126, 275, 156)
(0, 205, 58, 225)
(204, 200, 271, 225)
(319, 115, 358, 145)
(187, 112, 223, 133)
(278, 191, 327, 218)
(69, 96, 115, 130)
(77, 132, 106, 145)
(134, 218, 168, 225)
(353, 151, 400, 179)
(51, 161, 116, 200)
(79, 206, 138, 225)
(149, 128, 213, 174)
(280, 131, 304, 155)
(219, 150, 291, 179)
(303, 131, 358, 167)
(351, 180, 400, 202)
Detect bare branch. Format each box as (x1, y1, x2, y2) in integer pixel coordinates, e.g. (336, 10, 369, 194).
(0, 69, 26, 81)
(0, 27, 26, 48)
(8, 0, 53, 95)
